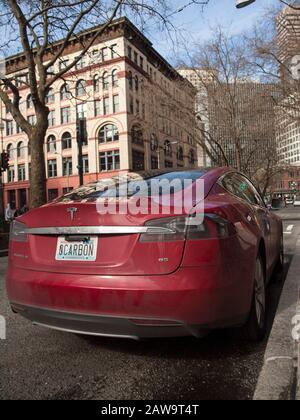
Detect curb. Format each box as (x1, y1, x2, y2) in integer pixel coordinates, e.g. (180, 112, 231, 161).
(254, 236, 300, 400)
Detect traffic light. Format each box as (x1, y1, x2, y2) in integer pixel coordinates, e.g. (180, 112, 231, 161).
(0, 151, 9, 171)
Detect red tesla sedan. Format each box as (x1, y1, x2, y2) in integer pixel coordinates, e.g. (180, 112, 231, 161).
(6, 168, 283, 341)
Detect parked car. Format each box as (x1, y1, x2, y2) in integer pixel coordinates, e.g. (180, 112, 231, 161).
(286, 198, 294, 206)
(294, 197, 300, 207)
(271, 197, 286, 210)
(6, 168, 283, 342)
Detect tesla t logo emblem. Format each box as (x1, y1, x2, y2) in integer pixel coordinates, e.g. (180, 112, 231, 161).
(67, 207, 78, 221)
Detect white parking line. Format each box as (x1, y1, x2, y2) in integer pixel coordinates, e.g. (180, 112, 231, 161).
(284, 225, 294, 234)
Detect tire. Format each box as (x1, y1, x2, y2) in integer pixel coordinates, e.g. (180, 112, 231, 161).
(239, 255, 267, 342)
(275, 233, 284, 273)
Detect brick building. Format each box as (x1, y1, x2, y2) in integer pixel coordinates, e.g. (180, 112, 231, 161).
(0, 17, 198, 210)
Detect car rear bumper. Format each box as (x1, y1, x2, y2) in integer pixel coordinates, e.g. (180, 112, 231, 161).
(6, 264, 251, 338)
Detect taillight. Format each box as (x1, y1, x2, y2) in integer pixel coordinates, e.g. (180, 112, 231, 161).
(10, 221, 28, 243)
(140, 214, 236, 243)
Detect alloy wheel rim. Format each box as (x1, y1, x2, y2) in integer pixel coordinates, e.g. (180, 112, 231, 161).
(255, 259, 265, 328)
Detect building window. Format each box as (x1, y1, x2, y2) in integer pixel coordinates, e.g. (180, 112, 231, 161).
(94, 99, 101, 117)
(132, 150, 145, 171)
(164, 140, 172, 157)
(140, 57, 144, 70)
(48, 189, 59, 201)
(99, 124, 119, 143)
(61, 107, 71, 124)
(61, 132, 72, 150)
(60, 84, 70, 101)
(18, 164, 26, 181)
(45, 88, 55, 104)
(26, 94, 33, 109)
(189, 149, 196, 165)
(100, 150, 120, 171)
(165, 160, 173, 168)
(134, 51, 138, 64)
(48, 110, 56, 127)
(128, 46, 132, 60)
(131, 125, 143, 145)
(76, 103, 87, 119)
(83, 155, 89, 173)
(177, 146, 184, 161)
(59, 60, 69, 71)
(101, 47, 108, 61)
(110, 44, 118, 59)
(63, 187, 73, 195)
(103, 97, 110, 115)
(7, 144, 14, 160)
(102, 72, 109, 90)
(93, 75, 100, 92)
(6, 120, 14, 136)
(75, 56, 86, 70)
(48, 160, 57, 178)
(17, 141, 25, 159)
(8, 167, 15, 183)
(150, 134, 158, 152)
(27, 115, 36, 125)
(129, 97, 134, 114)
(112, 70, 118, 87)
(47, 135, 56, 153)
(128, 71, 133, 90)
(62, 157, 73, 176)
(136, 100, 140, 115)
(113, 95, 119, 113)
(135, 76, 139, 91)
(151, 156, 158, 170)
(76, 80, 86, 97)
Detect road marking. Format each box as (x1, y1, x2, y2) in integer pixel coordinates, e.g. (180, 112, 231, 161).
(284, 225, 294, 234)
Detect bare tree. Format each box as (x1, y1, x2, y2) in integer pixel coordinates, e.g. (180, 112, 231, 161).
(0, 0, 208, 208)
(179, 28, 281, 193)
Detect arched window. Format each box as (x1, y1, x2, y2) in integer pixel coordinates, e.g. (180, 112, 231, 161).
(135, 75, 139, 91)
(27, 94, 33, 109)
(61, 132, 72, 150)
(177, 146, 184, 161)
(150, 133, 158, 152)
(189, 149, 196, 165)
(60, 84, 70, 101)
(45, 88, 55, 104)
(47, 135, 56, 153)
(7, 143, 14, 160)
(17, 141, 25, 159)
(164, 140, 172, 157)
(76, 80, 86, 97)
(131, 125, 143, 145)
(112, 70, 118, 87)
(99, 124, 119, 143)
(28, 142, 31, 156)
(93, 75, 100, 92)
(102, 72, 109, 90)
(128, 71, 133, 90)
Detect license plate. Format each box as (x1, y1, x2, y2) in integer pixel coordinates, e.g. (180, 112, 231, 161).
(55, 237, 98, 261)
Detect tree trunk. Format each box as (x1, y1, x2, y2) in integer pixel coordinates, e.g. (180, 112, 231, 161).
(29, 124, 48, 208)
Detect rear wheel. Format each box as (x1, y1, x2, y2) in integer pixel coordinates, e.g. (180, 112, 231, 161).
(239, 255, 266, 342)
(276, 234, 284, 272)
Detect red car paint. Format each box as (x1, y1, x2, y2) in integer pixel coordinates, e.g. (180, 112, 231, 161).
(6, 168, 283, 339)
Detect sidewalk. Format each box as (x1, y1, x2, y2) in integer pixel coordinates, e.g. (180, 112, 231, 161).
(254, 236, 300, 400)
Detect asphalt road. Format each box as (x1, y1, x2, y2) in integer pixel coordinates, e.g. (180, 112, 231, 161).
(0, 210, 300, 401)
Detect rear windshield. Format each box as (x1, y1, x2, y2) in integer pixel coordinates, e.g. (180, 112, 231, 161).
(55, 170, 206, 203)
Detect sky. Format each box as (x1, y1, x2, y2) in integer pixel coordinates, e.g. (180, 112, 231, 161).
(148, 0, 280, 63)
